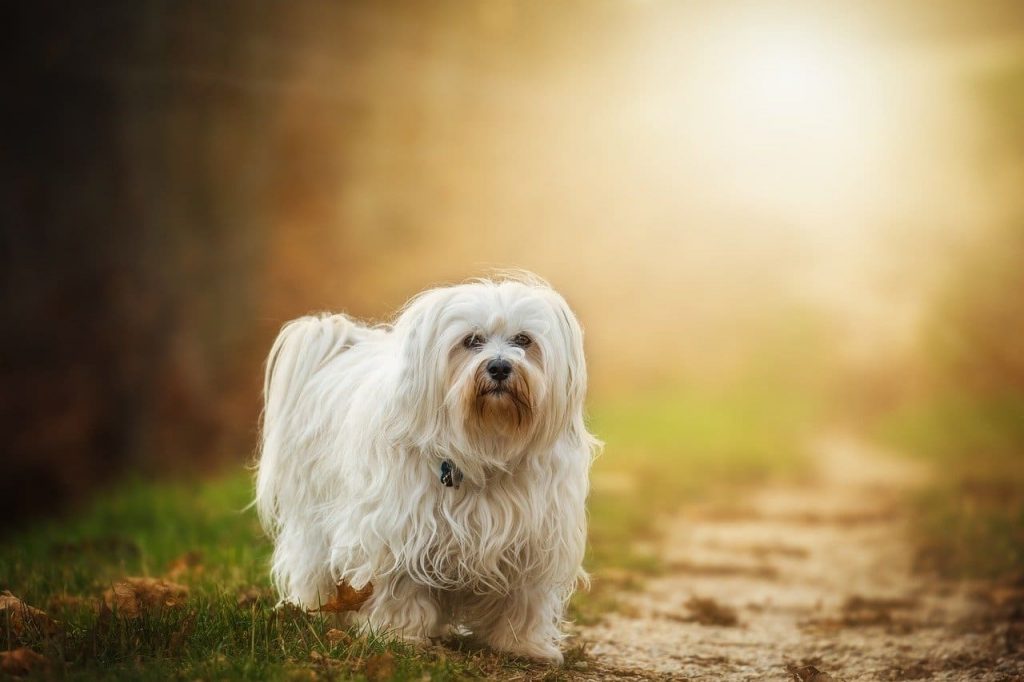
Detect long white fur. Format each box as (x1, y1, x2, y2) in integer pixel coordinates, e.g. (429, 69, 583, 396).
(255, 274, 599, 662)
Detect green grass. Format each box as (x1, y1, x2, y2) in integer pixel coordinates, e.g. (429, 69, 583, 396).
(881, 393, 1024, 579)
(2, 386, 817, 679)
(1, 475, 556, 680)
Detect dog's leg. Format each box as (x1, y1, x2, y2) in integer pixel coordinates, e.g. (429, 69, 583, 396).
(470, 587, 564, 663)
(358, 575, 447, 643)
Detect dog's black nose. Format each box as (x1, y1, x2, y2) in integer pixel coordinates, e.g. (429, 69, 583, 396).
(486, 358, 513, 382)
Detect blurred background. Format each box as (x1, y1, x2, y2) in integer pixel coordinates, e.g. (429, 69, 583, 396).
(3, 0, 1023, 580)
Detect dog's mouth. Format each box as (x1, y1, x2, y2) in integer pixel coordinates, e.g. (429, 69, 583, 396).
(467, 363, 534, 433)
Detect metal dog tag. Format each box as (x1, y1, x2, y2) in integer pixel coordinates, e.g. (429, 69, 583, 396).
(440, 459, 463, 489)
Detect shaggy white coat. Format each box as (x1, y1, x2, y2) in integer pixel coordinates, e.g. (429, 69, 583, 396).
(255, 275, 598, 662)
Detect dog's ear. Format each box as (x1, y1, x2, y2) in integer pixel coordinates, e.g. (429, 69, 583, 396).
(386, 287, 454, 447)
(544, 290, 599, 457)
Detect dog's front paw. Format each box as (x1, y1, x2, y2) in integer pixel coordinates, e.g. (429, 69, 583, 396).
(487, 636, 563, 664)
(516, 641, 564, 665)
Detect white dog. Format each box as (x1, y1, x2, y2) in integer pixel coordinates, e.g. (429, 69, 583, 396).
(255, 274, 598, 662)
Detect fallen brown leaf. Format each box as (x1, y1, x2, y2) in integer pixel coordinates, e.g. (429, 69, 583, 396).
(312, 581, 373, 614)
(166, 550, 204, 579)
(0, 592, 60, 637)
(0, 648, 47, 676)
(787, 663, 835, 681)
(275, 602, 310, 623)
(839, 594, 914, 627)
(363, 652, 396, 681)
(103, 578, 189, 618)
(843, 595, 916, 612)
(677, 596, 739, 626)
(309, 650, 343, 670)
(803, 594, 918, 631)
(236, 587, 265, 608)
(325, 628, 351, 646)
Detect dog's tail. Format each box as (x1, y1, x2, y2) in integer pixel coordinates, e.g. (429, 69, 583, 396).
(255, 314, 366, 535)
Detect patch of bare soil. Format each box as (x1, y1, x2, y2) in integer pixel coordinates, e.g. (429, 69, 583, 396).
(577, 435, 1024, 680)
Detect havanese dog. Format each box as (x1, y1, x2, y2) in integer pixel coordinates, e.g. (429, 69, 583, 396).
(255, 273, 598, 662)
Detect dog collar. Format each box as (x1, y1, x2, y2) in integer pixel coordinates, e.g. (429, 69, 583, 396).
(440, 459, 463, 489)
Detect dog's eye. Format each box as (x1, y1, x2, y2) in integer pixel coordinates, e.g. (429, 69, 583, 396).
(510, 333, 532, 348)
(463, 334, 485, 350)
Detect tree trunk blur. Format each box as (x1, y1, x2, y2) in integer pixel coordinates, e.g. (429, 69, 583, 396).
(2, 2, 280, 527)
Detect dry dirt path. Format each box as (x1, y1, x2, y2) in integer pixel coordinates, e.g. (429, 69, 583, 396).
(576, 435, 1024, 681)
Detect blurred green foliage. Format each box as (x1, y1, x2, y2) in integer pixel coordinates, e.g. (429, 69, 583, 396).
(882, 59, 1024, 581)
(883, 396, 1024, 579)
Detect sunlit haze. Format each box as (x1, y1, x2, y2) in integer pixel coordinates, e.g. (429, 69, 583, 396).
(6, 3, 1024, 677)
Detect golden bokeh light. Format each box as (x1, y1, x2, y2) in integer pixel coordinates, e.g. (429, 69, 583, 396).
(658, 9, 896, 219)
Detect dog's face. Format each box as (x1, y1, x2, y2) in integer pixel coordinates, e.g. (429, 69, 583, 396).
(394, 277, 587, 470)
(447, 301, 547, 442)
